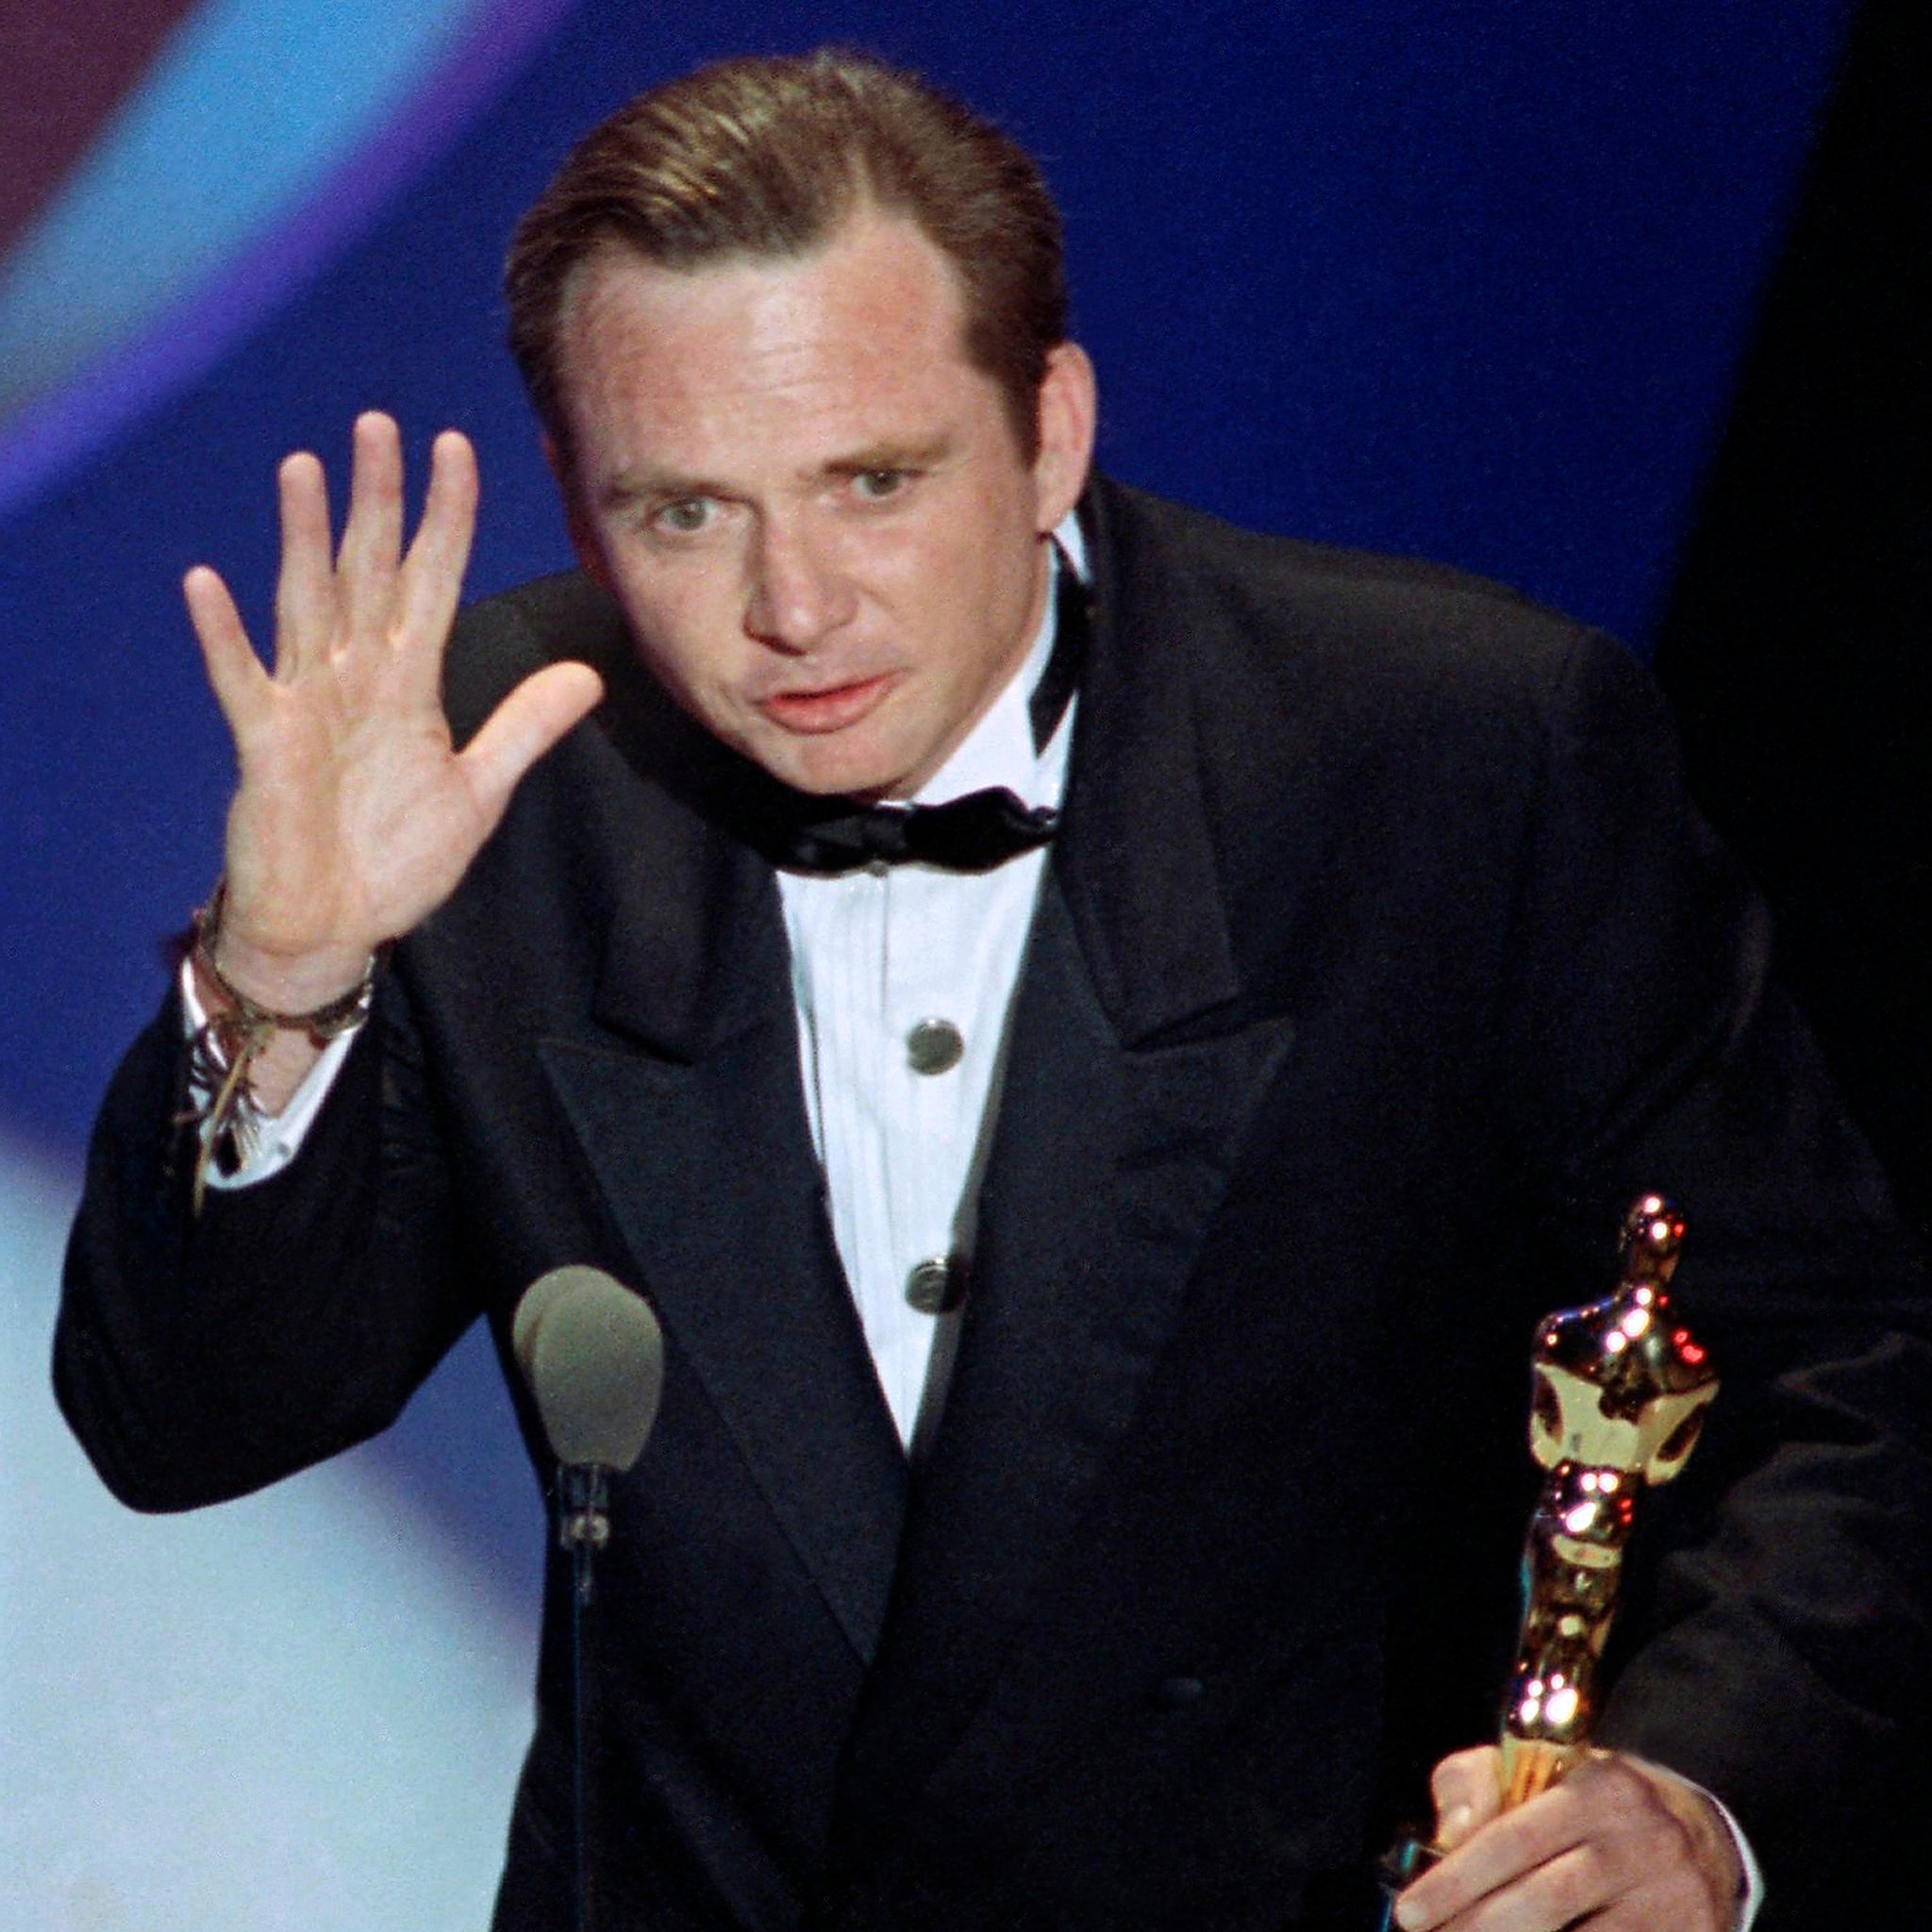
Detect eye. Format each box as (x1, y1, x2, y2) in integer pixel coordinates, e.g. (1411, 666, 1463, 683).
(651, 496, 715, 535)
(851, 468, 909, 503)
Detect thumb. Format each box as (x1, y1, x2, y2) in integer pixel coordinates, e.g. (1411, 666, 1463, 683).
(1429, 1745, 1505, 1852)
(459, 660, 605, 820)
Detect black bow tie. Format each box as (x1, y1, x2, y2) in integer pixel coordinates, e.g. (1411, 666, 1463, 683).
(776, 789, 1059, 874)
(752, 548, 1090, 877)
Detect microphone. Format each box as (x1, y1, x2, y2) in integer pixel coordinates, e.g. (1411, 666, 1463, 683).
(515, 1264, 665, 1471)
(511, 1266, 664, 1932)
(514, 1266, 664, 1600)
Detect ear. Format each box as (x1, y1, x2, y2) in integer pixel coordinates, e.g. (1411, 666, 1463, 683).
(544, 431, 610, 591)
(1029, 341, 1097, 534)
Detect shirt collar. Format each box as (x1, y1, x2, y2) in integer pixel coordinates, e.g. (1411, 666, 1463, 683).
(911, 513, 1085, 812)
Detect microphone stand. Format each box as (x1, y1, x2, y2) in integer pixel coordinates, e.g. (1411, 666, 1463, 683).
(515, 1265, 664, 1932)
(558, 1462, 612, 1932)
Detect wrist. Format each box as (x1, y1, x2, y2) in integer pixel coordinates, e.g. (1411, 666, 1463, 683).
(195, 934, 374, 1016)
(194, 878, 378, 1015)
(1623, 1757, 1751, 1929)
(182, 880, 386, 1207)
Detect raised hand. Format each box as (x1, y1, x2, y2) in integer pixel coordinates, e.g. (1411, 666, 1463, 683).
(187, 413, 602, 1016)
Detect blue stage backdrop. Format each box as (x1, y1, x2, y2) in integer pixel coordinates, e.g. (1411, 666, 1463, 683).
(0, 3, 1855, 1925)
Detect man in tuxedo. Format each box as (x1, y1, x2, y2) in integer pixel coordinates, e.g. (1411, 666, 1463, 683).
(56, 49, 1928, 1932)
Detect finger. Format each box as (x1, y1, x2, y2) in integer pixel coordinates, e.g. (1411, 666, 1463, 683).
(274, 449, 335, 676)
(1421, 1840, 1611, 1932)
(183, 565, 267, 728)
(395, 429, 479, 693)
(339, 410, 407, 641)
(1430, 1746, 1504, 1851)
(1398, 1785, 1583, 1930)
(458, 661, 604, 825)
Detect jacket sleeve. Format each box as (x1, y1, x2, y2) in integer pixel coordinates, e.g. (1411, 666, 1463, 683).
(1499, 628, 1932, 1925)
(53, 969, 475, 1512)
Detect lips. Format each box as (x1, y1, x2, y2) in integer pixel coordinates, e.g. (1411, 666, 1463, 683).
(755, 672, 896, 735)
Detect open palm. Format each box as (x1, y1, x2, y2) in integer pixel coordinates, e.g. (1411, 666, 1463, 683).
(188, 412, 603, 1011)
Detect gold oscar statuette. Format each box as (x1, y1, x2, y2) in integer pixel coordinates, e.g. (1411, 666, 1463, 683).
(1377, 1195, 1720, 1912)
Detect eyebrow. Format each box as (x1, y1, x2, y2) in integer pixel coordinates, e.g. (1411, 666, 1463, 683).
(824, 433, 953, 475)
(596, 467, 713, 510)
(596, 433, 957, 509)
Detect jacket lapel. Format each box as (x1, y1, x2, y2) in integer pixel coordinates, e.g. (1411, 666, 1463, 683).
(537, 777, 908, 1668)
(835, 481, 1299, 1831)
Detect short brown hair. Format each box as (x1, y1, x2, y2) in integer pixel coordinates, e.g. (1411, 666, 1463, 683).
(505, 49, 1068, 458)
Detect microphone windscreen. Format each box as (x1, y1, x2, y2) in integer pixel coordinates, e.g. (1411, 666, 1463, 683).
(514, 1266, 665, 1471)
(512, 1266, 576, 1387)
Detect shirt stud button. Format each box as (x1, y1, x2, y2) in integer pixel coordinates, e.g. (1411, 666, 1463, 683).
(906, 1017, 964, 1075)
(905, 1256, 965, 1315)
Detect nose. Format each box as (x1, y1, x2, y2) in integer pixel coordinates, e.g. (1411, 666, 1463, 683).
(742, 513, 857, 653)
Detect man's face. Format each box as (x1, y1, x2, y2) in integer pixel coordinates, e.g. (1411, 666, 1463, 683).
(552, 210, 1095, 798)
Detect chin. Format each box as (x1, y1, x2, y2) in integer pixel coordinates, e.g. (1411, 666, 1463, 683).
(752, 749, 889, 798)
(752, 733, 916, 800)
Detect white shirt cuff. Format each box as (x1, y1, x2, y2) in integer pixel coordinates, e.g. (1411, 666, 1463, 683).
(1636, 1765, 1760, 1930)
(1703, 1785, 1765, 1930)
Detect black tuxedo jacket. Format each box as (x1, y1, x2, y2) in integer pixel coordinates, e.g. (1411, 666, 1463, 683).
(58, 478, 1931, 1930)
